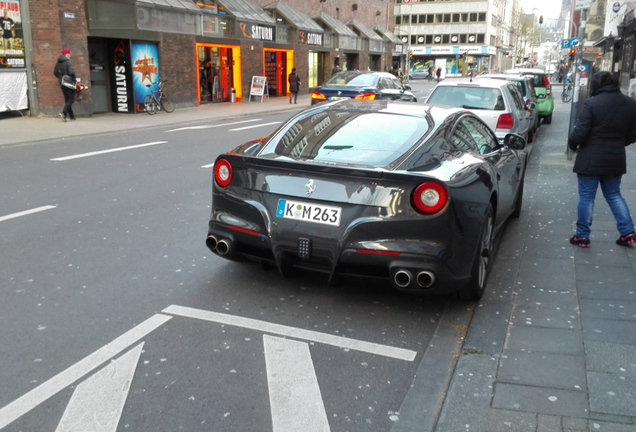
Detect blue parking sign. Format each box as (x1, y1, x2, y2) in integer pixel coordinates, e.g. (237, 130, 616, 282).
(561, 39, 571, 49)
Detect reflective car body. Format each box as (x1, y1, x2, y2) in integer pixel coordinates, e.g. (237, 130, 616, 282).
(311, 71, 417, 105)
(475, 74, 540, 144)
(504, 68, 554, 124)
(409, 69, 431, 80)
(206, 100, 527, 300)
(426, 79, 532, 143)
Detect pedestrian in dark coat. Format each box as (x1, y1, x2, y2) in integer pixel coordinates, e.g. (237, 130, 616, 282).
(568, 71, 636, 247)
(53, 48, 76, 121)
(288, 68, 301, 104)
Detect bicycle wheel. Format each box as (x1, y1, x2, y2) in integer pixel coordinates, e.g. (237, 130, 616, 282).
(144, 94, 157, 115)
(562, 86, 572, 103)
(160, 93, 176, 113)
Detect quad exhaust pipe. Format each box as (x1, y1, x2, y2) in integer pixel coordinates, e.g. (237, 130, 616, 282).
(393, 269, 436, 289)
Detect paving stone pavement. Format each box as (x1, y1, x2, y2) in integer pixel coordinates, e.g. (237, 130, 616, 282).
(435, 91, 636, 432)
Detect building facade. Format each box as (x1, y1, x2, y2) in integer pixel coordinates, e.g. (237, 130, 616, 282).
(394, 0, 518, 77)
(0, 0, 400, 117)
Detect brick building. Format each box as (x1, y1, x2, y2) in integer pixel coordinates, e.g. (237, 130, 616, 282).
(0, 0, 399, 117)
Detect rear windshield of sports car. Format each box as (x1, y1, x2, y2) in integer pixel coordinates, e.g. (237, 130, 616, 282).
(324, 73, 379, 87)
(266, 112, 430, 167)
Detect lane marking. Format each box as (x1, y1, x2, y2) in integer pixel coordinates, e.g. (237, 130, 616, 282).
(163, 305, 417, 361)
(264, 336, 330, 432)
(55, 343, 144, 432)
(0, 205, 56, 223)
(0, 314, 171, 431)
(201, 163, 215, 169)
(229, 121, 282, 131)
(50, 141, 168, 161)
(166, 119, 262, 132)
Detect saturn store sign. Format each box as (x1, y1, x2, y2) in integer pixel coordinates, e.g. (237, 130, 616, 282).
(238, 22, 275, 41)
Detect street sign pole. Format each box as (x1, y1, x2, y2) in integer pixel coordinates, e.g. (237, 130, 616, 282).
(567, 7, 588, 161)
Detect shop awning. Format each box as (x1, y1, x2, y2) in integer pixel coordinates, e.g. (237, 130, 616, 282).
(346, 19, 383, 41)
(216, 0, 275, 24)
(137, 0, 201, 13)
(312, 11, 357, 37)
(263, 2, 323, 32)
(373, 25, 403, 44)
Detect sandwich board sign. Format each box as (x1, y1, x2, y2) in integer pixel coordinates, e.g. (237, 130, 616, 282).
(249, 76, 269, 102)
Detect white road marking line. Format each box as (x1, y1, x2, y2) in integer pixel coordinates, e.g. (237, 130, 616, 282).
(163, 305, 416, 361)
(0, 205, 56, 223)
(55, 343, 144, 432)
(201, 163, 215, 169)
(0, 314, 171, 431)
(228, 121, 282, 131)
(165, 119, 262, 132)
(264, 336, 330, 432)
(50, 141, 168, 161)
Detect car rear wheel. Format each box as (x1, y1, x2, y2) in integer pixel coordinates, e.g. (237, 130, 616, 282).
(543, 113, 552, 125)
(457, 204, 493, 301)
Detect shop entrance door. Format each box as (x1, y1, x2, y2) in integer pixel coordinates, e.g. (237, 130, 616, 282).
(197, 44, 237, 103)
(87, 39, 110, 113)
(264, 50, 289, 97)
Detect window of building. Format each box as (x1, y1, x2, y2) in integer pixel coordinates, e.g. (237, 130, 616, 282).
(411, 15, 418, 24)
(396, 16, 402, 25)
(490, 35, 496, 45)
(433, 35, 442, 44)
(452, 13, 460, 22)
(444, 14, 451, 22)
(426, 35, 433, 43)
(442, 34, 450, 43)
(478, 13, 486, 22)
(419, 14, 427, 23)
(460, 34, 467, 43)
(461, 13, 468, 22)
(477, 34, 485, 43)
(491, 15, 497, 26)
(436, 14, 443, 23)
(426, 14, 434, 23)
(417, 35, 425, 44)
(470, 13, 477, 22)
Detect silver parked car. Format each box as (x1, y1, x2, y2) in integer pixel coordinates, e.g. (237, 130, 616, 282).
(426, 79, 532, 144)
(475, 74, 539, 143)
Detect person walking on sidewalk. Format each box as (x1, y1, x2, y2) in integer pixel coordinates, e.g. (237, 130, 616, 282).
(568, 71, 636, 248)
(288, 67, 301, 104)
(53, 48, 76, 122)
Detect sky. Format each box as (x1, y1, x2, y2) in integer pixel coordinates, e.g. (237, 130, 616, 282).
(521, 0, 563, 19)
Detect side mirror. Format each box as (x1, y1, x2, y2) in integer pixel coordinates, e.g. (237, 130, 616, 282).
(403, 85, 412, 91)
(503, 133, 526, 150)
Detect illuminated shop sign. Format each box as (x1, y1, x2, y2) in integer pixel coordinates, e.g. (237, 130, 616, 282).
(238, 22, 275, 41)
(299, 31, 323, 46)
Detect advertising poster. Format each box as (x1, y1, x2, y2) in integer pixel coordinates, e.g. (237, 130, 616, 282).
(0, 0, 25, 68)
(108, 39, 134, 113)
(131, 41, 159, 113)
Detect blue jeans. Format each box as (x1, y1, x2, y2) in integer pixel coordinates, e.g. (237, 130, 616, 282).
(576, 174, 635, 238)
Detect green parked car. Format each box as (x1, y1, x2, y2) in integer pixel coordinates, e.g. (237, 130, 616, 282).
(505, 68, 554, 124)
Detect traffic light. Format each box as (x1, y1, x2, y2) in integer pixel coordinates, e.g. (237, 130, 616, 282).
(569, 48, 575, 61)
(539, 15, 543, 24)
(409, 51, 413, 60)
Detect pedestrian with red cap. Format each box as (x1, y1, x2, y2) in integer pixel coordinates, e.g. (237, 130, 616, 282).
(53, 48, 77, 121)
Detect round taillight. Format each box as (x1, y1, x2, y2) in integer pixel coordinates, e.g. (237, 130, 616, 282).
(412, 182, 448, 214)
(214, 159, 233, 187)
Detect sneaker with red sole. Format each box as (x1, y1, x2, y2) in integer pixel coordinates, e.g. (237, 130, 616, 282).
(570, 236, 591, 248)
(616, 232, 636, 246)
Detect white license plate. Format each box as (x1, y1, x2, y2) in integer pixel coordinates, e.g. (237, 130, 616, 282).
(276, 199, 342, 226)
(329, 96, 349, 100)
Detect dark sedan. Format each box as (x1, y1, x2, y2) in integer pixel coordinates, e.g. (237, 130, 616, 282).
(311, 71, 417, 105)
(206, 100, 527, 300)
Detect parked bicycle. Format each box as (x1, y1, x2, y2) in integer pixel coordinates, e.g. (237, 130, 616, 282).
(561, 75, 573, 103)
(144, 80, 176, 115)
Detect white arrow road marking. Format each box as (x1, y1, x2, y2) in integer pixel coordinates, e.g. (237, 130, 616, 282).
(0, 314, 171, 431)
(228, 121, 282, 131)
(264, 336, 330, 432)
(50, 141, 168, 161)
(163, 305, 417, 361)
(55, 343, 144, 432)
(165, 119, 263, 132)
(0, 205, 56, 223)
